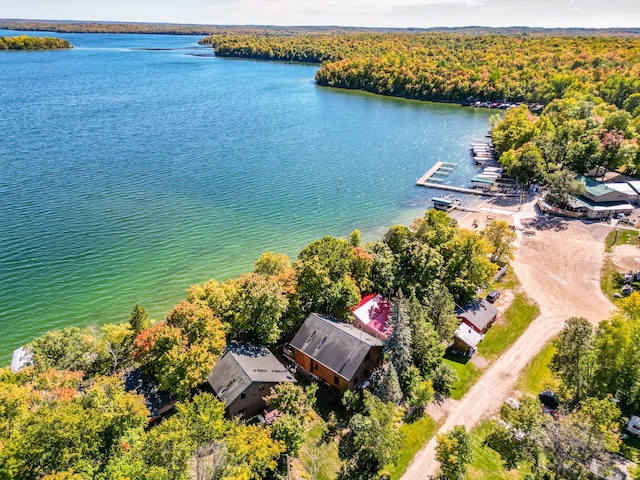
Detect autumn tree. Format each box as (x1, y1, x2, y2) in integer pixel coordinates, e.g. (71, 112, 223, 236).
(365, 240, 396, 294)
(263, 382, 317, 418)
(0, 375, 148, 480)
(545, 169, 586, 208)
(342, 391, 403, 478)
(28, 326, 109, 376)
(294, 235, 371, 319)
(435, 425, 473, 480)
(543, 398, 620, 480)
(443, 229, 497, 303)
(485, 396, 545, 476)
(589, 293, 640, 411)
(133, 301, 226, 398)
(482, 219, 517, 264)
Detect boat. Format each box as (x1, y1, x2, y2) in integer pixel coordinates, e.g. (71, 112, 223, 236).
(432, 196, 461, 212)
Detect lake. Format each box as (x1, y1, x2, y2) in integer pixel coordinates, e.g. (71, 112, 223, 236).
(0, 31, 492, 362)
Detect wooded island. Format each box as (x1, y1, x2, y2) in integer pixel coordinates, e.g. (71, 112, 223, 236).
(0, 35, 72, 50)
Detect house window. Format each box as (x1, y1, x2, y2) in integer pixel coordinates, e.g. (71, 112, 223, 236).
(314, 363, 318, 371)
(240, 392, 246, 400)
(334, 375, 340, 385)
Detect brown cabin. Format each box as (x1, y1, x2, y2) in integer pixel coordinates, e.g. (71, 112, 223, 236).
(288, 313, 383, 391)
(207, 343, 296, 420)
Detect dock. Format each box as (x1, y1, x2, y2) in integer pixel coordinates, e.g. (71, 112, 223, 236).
(417, 181, 520, 198)
(416, 161, 458, 186)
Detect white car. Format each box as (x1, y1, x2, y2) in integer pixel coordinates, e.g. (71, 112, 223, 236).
(626, 416, 640, 437)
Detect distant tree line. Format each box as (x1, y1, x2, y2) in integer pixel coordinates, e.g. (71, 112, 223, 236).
(2, 20, 638, 36)
(200, 32, 640, 108)
(0, 35, 71, 50)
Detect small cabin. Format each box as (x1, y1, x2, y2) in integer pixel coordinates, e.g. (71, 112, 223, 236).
(458, 299, 498, 335)
(208, 343, 296, 420)
(352, 294, 392, 340)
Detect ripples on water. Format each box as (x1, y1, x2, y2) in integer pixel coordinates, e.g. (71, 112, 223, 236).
(0, 31, 492, 362)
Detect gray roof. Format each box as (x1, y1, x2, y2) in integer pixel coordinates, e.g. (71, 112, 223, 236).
(207, 343, 295, 407)
(123, 368, 176, 420)
(458, 299, 498, 332)
(290, 313, 383, 380)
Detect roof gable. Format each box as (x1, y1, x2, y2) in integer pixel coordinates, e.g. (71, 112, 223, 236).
(290, 313, 383, 380)
(123, 368, 176, 419)
(208, 343, 295, 407)
(454, 324, 485, 348)
(353, 294, 392, 336)
(458, 299, 498, 331)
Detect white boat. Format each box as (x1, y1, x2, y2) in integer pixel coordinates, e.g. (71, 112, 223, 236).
(432, 196, 461, 211)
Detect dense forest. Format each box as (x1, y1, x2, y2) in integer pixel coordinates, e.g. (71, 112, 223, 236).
(0, 35, 71, 50)
(0, 211, 512, 479)
(201, 32, 640, 107)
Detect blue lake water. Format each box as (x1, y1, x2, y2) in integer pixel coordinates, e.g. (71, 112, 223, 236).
(0, 30, 492, 362)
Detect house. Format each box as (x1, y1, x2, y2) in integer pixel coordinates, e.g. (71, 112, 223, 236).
(352, 293, 392, 340)
(571, 196, 634, 219)
(207, 343, 296, 420)
(287, 313, 383, 391)
(452, 323, 484, 356)
(123, 368, 178, 422)
(607, 183, 638, 203)
(458, 299, 498, 334)
(580, 177, 633, 203)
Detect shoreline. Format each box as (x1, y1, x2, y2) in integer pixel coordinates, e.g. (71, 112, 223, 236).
(450, 193, 525, 230)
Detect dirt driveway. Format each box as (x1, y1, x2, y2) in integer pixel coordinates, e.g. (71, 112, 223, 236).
(402, 207, 615, 479)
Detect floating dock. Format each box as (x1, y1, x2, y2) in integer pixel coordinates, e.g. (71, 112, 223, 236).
(416, 161, 458, 186)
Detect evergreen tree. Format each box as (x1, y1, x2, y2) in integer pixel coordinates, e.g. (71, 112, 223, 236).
(129, 304, 150, 335)
(374, 363, 403, 406)
(387, 296, 413, 376)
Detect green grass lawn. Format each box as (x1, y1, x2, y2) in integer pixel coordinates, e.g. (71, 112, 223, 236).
(605, 228, 640, 252)
(384, 414, 439, 480)
(467, 420, 528, 480)
(601, 257, 623, 300)
(443, 355, 483, 400)
(515, 341, 558, 396)
(479, 293, 539, 360)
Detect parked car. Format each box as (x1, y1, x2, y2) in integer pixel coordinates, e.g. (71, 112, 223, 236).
(486, 290, 501, 303)
(627, 416, 640, 437)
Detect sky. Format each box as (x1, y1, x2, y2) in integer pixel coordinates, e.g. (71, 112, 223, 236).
(0, 0, 638, 29)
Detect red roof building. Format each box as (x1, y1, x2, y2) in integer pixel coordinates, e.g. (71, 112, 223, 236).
(352, 294, 392, 340)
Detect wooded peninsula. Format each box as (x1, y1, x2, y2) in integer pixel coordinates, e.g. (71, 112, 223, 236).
(0, 35, 71, 50)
